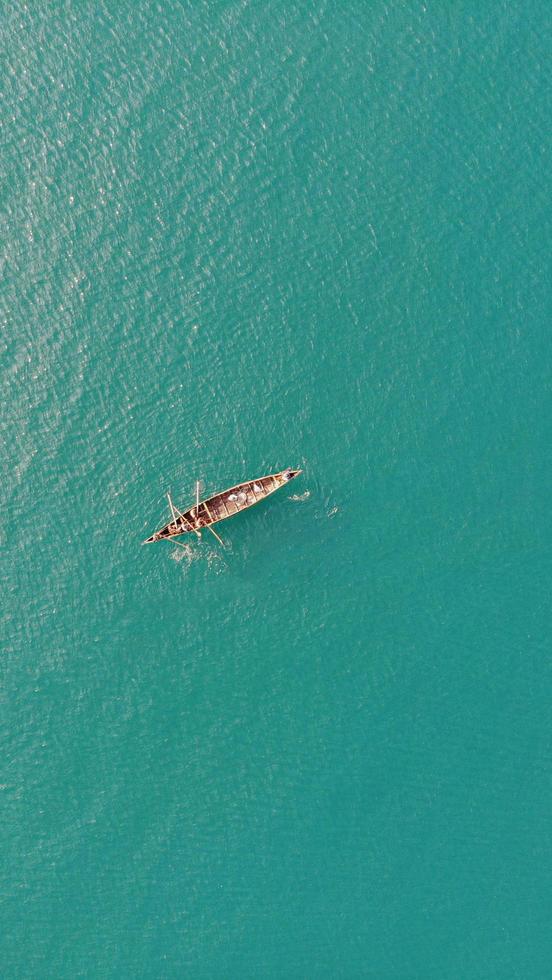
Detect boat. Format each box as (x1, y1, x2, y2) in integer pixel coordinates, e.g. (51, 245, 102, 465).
(143, 467, 302, 545)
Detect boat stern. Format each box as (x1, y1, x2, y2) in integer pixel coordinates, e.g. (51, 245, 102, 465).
(142, 531, 161, 544)
(143, 521, 190, 544)
(281, 467, 302, 482)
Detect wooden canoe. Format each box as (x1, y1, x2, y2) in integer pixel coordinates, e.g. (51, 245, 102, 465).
(143, 468, 302, 544)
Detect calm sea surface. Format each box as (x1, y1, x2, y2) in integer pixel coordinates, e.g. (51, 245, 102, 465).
(2, 2, 551, 977)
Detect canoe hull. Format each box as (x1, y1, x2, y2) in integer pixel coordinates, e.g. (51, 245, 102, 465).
(143, 468, 302, 543)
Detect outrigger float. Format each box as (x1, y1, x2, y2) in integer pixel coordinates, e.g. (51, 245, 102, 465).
(143, 468, 302, 547)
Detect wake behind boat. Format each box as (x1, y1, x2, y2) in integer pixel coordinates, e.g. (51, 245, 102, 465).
(143, 468, 302, 546)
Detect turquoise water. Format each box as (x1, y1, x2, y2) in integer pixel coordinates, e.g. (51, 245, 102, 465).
(2, 2, 551, 976)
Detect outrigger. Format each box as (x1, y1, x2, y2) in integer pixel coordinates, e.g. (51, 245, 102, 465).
(143, 468, 302, 547)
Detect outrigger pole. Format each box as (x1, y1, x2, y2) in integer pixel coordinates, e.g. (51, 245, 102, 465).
(195, 480, 225, 546)
(168, 491, 202, 540)
(167, 492, 177, 523)
(167, 485, 224, 547)
(205, 521, 225, 547)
